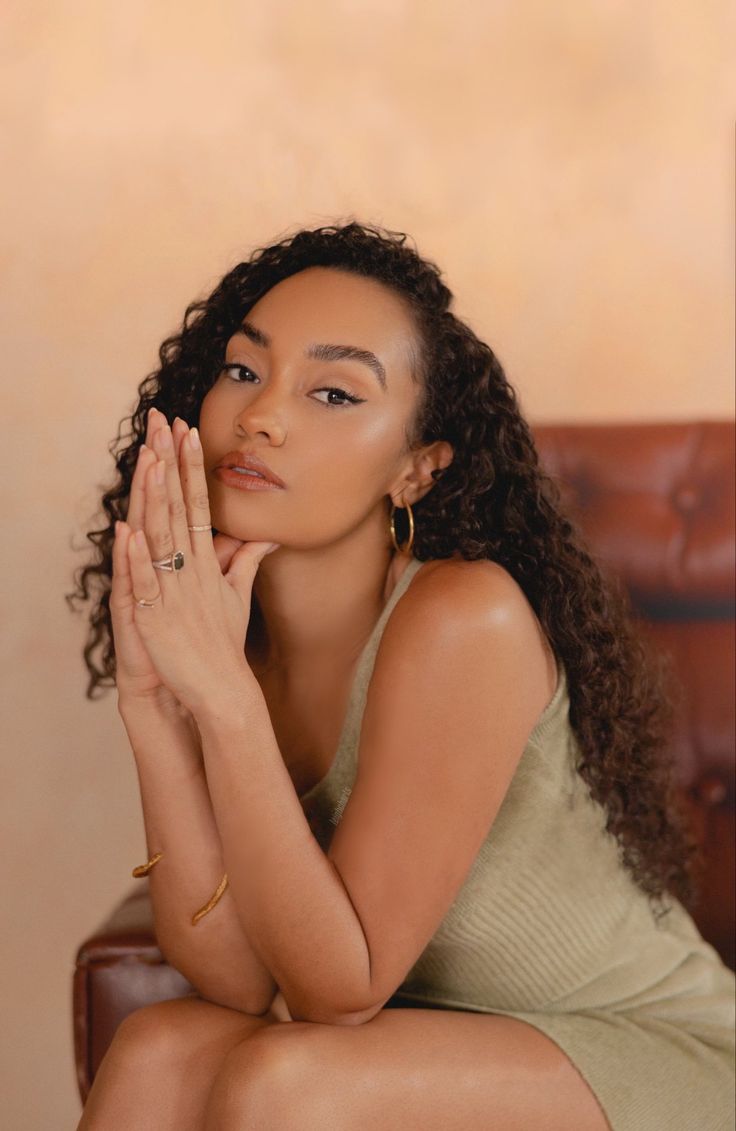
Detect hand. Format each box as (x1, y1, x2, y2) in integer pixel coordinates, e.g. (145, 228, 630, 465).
(111, 409, 186, 708)
(115, 410, 279, 715)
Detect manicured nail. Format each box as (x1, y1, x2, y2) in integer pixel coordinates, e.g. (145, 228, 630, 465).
(155, 460, 166, 485)
(188, 427, 201, 451)
(134, 530, 146, 549)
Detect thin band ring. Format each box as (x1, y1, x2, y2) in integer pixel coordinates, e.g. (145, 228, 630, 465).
(134, 592, 162, 608)
(188, 524, 212, 532)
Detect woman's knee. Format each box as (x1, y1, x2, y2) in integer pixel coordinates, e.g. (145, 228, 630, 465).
(109, 999, 198, 1071)
(203, 1022, 327, 1131)
(110, 995, 265, 1074)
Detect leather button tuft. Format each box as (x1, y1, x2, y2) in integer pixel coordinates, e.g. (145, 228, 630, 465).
(696, 773, 728, 807)
(674, 485, 699, 511)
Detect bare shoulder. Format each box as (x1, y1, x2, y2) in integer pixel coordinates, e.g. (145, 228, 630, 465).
(384, 555, 558, 711)
(403, 554, 532, 620)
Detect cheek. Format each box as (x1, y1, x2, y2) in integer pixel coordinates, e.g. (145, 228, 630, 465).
(197, 392, 223, 456)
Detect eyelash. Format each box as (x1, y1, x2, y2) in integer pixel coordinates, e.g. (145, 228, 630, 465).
(219, 363, 366, 408)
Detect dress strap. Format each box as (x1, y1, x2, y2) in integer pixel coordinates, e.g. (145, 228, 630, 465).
(298, 556, 426, 805)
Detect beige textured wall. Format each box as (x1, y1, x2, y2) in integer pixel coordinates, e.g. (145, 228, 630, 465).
(2, 2, 733, 1124)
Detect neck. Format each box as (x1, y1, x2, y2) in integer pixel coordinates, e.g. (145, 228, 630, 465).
(246, 533, 413, 682)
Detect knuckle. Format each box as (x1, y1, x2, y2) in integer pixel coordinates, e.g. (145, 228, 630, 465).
(193, 492, 211, 511)
(153, 530, 174, 554)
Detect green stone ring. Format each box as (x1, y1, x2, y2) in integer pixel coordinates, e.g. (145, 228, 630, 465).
(152, 550, 185, 572)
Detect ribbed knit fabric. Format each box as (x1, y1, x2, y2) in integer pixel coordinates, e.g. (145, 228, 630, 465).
(300, 556, 736, 1130)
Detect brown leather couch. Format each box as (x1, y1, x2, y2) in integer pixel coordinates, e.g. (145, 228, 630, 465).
(72, 419, 736, 1104)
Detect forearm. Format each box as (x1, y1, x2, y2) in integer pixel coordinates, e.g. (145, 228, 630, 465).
(194, 675, 372, 1025)
(118, 695, 277, 1014)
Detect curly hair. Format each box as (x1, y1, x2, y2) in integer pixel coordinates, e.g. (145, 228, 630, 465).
(66, 220, 702, 919)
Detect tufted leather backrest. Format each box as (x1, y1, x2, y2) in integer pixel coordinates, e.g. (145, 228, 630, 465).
(534, 420, 735, 967)
(72, 419, 736, 1105)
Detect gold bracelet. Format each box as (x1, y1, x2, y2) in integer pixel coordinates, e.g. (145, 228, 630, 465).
(192, 872, 229, 926)
(131, 851, 227, 925)
(132, 851, 163, 877)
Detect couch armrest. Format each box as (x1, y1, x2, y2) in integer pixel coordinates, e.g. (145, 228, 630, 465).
(73, 883, 192, 1104)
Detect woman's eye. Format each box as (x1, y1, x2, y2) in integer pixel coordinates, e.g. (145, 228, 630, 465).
(219, 365, 365, 408)
(312, 387, 365, 407)
(221, 363, 258, 383)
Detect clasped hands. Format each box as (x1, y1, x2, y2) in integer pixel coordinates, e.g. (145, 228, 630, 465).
(110, 408, 279, 717)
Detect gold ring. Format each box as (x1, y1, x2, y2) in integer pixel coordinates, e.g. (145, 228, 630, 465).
(134, 592, 162, 608)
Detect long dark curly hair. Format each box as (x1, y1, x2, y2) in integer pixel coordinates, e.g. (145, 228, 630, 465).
(66, 220, 701, 919)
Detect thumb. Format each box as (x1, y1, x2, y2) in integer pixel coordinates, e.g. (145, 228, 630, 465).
(224, 541, 280, 588)
(212, 533, 245, 574)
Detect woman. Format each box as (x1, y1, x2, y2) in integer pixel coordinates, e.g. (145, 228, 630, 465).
(69, 222, 735, 1129)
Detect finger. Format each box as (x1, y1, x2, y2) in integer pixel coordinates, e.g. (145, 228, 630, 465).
(150, 418, 191, 555)
(172, 416, 188, 465)
(223, 542, 278, 609)
(181, 426, 219, 577)
(127, 408, 168, 530)
(127, 444, 157, 531)
(110, 520, 134, 610)
(110, 522, 146, 671)
(212, 532, 245, 574)
(143, 457, 180, 586)
(128, 527, 164, 608)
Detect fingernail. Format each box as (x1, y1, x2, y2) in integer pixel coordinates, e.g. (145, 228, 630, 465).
(188, 427, 201, 451)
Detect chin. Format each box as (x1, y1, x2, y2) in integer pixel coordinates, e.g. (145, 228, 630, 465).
(213, 519, 269, 544)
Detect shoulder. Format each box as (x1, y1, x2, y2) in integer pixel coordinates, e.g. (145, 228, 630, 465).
(405, 554, 527, 613)
(374, 555, 558, 729)
(390, 554, 549, 653)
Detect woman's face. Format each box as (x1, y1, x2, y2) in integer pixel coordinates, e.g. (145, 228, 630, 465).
(199, 266, 427, 550)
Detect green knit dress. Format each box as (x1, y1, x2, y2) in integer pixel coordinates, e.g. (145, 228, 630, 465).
(300, 556, 735, 1131)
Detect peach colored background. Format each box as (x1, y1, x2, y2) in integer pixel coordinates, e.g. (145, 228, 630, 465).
(2, 2, 733, 1125)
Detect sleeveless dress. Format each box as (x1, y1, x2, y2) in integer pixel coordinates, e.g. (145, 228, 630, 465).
(299, 556, 736, 1131)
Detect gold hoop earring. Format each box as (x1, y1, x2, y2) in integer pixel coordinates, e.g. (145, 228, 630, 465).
(389, 499, 415, 554)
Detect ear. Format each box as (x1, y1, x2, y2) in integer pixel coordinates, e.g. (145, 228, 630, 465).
(391, 440, 454, 507)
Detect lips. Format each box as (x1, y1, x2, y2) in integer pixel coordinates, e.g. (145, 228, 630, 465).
(214, 450, 285, 488)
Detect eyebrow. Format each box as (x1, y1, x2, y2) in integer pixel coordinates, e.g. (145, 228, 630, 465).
(238, 320, 387, 392)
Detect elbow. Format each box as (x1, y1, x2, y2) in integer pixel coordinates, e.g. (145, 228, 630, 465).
(285, 989, 388, 1027)
(194, 982, 274, 1016)
(288, 1003, 384, 1026)
(158, 944, 275, 1016)
(280, 936, 383, 1025)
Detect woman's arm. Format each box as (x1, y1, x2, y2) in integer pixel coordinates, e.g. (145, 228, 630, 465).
(119, 692, 278, 1015)
(188, 560, 553, 1026)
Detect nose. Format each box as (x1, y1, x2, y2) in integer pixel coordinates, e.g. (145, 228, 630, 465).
(234, 384, 287, 444)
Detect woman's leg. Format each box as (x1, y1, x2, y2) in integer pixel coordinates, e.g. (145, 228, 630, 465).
(75, 994, 282, 1131)
(202, 1006, 611, 1131)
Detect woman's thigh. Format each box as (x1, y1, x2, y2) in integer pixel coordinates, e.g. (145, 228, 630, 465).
(76, 993, 283, 1131)
(203, 1005, 611, 1131)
